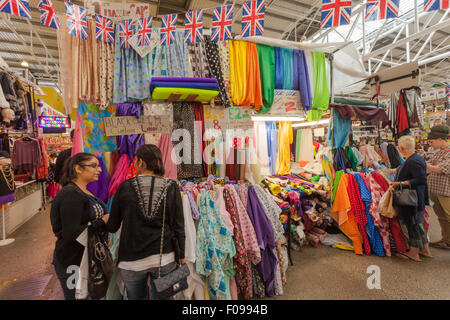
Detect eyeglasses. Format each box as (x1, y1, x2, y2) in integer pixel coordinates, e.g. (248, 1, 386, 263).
(80, 163, 100, 169)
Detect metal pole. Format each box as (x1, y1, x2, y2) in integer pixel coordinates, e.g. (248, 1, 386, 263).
(414, 0, 419, 33)
(362, 8, 366, 55)
(405, 23, 410, 63)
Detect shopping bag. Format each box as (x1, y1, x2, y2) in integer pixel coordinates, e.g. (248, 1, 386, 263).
(380, 187, 398, 218)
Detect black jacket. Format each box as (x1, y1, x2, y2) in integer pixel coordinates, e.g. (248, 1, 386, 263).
(50, 182, 104, 268)
(54, 148, 72, 184)
(106, 177, 185, 263)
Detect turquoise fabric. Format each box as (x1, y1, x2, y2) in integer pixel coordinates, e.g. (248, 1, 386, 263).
(281, 48, 293, 90)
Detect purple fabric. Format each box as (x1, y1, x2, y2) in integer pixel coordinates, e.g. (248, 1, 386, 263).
(150, 81, 218, 94)
(116, 102, 145, 161)
(332, 103, 389, 123)
(0, 193, 14, 205)
(151, 77, 218, 83)
(183, 188, 201, 221)
(272, 174, 315, 188)
(246, 186, 278, 298)
(87, 156, 109, 203)
(293, 50, 312, 111)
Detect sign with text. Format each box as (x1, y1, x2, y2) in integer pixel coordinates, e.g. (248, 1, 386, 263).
(84, 0, 150, 21)
(269, 90, 306, 116)
(352, 125, 378, 139)
(103, 115, 171, 136)
(203, 106, 253, 131)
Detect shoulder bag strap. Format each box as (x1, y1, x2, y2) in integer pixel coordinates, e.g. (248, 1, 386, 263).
(158, 178, 170, 278)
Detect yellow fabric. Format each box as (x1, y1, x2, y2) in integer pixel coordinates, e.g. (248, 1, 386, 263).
(242, 42, 262, 108)
(276, 121, 293, 175)
(229, 40, 247, 106)
(204, 279, 210, 300)
(334, 243, 354, 251)
(151, 87, 219, 101)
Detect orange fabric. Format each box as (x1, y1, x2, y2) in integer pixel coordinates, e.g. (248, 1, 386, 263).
(375, 145, 387, 164)
(242, 42, 263, 109)
(331, 174, 363, 255)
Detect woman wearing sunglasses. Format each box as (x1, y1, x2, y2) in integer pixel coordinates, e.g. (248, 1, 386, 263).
(50, 152, 109, 300)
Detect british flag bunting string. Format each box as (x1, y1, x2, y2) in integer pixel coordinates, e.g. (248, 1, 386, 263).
(38, 0, 60, 29)
(365, 0, 400, 21)
(161, 14, 177, 46)
(95, 15, 114, 43)
(184, 9, 203, 43)
(0, 0, 31, 19)
(137, 17, 153, 47)
(241, 0, 265, 37)
(320, 0, 352, 28)
(119, 19, 134, 49)
(211, 5, 234, 42)
(65, 1, 88, 40)
(424, 0, 449, 11)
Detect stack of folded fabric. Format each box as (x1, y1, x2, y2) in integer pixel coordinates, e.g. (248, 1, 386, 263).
(150, 77, 220, 102)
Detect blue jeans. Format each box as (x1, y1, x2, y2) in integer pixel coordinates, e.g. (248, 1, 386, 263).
(119, 262, 177, 300)
(52, 251, 76, 300)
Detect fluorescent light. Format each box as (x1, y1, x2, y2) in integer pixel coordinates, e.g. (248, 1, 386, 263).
(251, 116, 306, 122)
(21, 60, 29, 68)
(292, 119, 330, 128)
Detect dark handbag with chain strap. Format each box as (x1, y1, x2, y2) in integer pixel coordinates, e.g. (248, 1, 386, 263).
(152, 179, 190, 300)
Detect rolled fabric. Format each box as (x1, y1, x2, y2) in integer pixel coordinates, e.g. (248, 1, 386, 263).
(257, 44, 275, 113)
(151, 87, 219, 101)
(293, 50, 312, 111)
(242, 42, 262, 108)
(151, 77, 218, 83)
(274, 47, 284, 89)
(150, 81, 218, 94)
(281, 48, 293, 90)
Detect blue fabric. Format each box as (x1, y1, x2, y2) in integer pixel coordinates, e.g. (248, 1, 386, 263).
(354, 173, 385, 257)
(281, 48, 293, 90)
(166, 30, 190, 77)
(266, 121, 278, 175)
(333, 148, 346, 172)
(293, 50, 312, 111)
(332, 109, 351, 148)
(246, 186, 278, 298)
(274, 47, 284, 89)
(115, 102, 145, 160)
(150, 81, 218, 94)
(87, 156, 110, 203)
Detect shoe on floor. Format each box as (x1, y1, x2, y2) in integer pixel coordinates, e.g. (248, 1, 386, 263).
(429, 240, 450, 249)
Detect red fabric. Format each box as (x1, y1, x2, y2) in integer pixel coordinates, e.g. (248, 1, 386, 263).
(372, 172, 390, 192)
(389, 218, 407, 253)
(36, 137, 49, 180)
(396, 93, 409, 133)
(126, 157, 138, 180)
(347, 174, 371, 255)
(193, 103, 206, 177)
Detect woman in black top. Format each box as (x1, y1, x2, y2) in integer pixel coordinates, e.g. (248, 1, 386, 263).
(50, 152, 108, 300)
(105, 144, 185, 300)
(392, 136, 432, 261)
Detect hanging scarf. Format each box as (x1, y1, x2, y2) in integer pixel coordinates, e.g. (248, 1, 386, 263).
(242, 42, 263, 108)
(293, 49, 312, 111)
(256, 44, 275, 113)
(307, 51, 329, 121)
(229, 40, 247, 106)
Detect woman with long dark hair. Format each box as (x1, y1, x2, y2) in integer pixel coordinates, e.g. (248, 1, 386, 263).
(105, 144, 185, 300)
(50, 152, 109, 300)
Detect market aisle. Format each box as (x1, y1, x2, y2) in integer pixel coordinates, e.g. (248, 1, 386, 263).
(0, 205, 449, 300)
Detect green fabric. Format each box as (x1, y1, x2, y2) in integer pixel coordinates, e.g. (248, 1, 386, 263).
(345, 146, 358, 171)
(105, 268, 123, 300)
(295, 129, 302, 161)
(308, 51, 329, 121)
(332, 170, 344, 202)
(333, 97, 386, 108)
(256, 44, 275, 114)
(311, 176, 320, 182)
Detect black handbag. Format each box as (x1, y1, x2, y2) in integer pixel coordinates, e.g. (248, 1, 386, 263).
(393, 184, 418, 207)
(152, 179, 190, 300)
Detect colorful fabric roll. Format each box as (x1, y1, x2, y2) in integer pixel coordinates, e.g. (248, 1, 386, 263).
(150, 81, 218, 94)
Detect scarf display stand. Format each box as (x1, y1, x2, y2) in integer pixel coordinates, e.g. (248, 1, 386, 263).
(0, 204, 14, 246)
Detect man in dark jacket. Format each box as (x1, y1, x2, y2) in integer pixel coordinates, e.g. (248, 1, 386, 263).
(54, 130, 74, 184)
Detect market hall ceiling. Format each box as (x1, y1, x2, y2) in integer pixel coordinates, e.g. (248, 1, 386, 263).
(0, 0, 448, 87)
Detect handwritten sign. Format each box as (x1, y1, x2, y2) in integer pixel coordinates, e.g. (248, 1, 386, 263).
(352, 125, 378, 140)
(268, 90, 306, 116)
(84, 0, 150, 21)
(227, 107, 253, 130)
(104, 115, 171, 136)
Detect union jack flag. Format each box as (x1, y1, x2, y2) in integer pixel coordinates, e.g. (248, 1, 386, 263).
(160, 14, 177, 46)
(424, 0, 449, 11)
(0, 0, 31, 18)
(119, 19, 134, 49)
(184, 10, 203, 43)
(65, 1, 88, 40)
(365, 0, 400, 21)
(95, 15, 114, 43)
(211, 5, 234, 42)
(38, 0, 60, 29)
(320, 0, 352, 28)
(137, 17, 152, 47)
(241, 0, 265, 37)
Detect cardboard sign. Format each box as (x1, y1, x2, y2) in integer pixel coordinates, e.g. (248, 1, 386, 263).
(352, 125, 378, 139)
(103, 115, 171, 136)
(227, 107, 253, 130)
(84, 0, 150, 21)
(269, 90, 306, 116)
(436, 87, 446, 100)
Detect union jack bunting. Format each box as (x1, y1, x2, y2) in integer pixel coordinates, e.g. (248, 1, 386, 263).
(160, 14, 177, 46)
(65, 1, 88, 40)
(38, 0, 60, 29)
(137, 17, 153, 47)
(241, 0, 265, 37)
(119, 19, 134, 49)
(211, 5, 234, 42)
(0, 0, 31, 18)
(320, 0, 352, 28)
(95, 15, 114, 43)
(365, 0, 400, 21)
(424, 0, 449, 11)
(184, 10, 203, 43)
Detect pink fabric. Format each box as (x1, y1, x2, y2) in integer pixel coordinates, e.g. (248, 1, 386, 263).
(216, 187, 234, 233)
(230, 276, 238, 300)
(158, 133, 178, 181)
(108, 154, 130, 199)
(71, 112, 84, 156)
(224, 184, 261, 265)
(238, 184, 248, 209)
